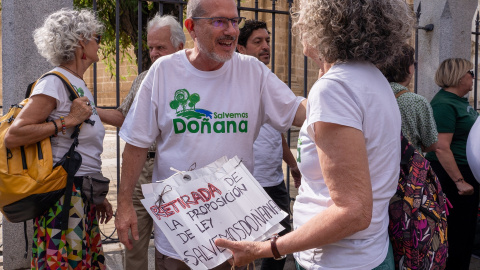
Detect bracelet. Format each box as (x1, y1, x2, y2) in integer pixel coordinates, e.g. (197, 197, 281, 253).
(270, 234, 286, 260)
(454, 178, 464, 183)
(49, 120, 58, 137)
(60, 116, 66, 135)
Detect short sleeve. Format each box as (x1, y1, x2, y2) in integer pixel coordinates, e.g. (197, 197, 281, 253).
(431, 102, 456, 133)
(119, 69, 159, 148)
(260, 68, 304, 133)
(117, 71, 148, 117)
(31, 76, 69, 114)
(306, 78, 363, 137)
(416, 97, 438, 147)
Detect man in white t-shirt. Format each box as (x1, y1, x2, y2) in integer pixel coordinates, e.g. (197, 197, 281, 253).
(237, 19, 301, 270)
(115, 0, 306, 269)
(97, 14, 185, 270)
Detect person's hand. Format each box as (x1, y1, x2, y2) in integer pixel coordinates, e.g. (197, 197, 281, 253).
(291, 166, 302, 188)
(455, 179, 474, 195)
(115, 201, 138, 250)
(67, 97, 93, 125)
(214, 238, 263, 267)
(96, 198, 113, 224)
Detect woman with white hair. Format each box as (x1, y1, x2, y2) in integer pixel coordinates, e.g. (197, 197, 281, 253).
(5, 8, 113, 269)
(215, 0, 413, 269)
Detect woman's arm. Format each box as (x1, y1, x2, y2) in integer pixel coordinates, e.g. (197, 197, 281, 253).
(4, 94, 92, 148)
(216, 121, 373, 266)
(435, 132, 473, 195)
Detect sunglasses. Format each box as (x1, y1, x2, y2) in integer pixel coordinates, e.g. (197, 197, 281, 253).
(468, 70, 475, 78)
(93, 35, 101, 44)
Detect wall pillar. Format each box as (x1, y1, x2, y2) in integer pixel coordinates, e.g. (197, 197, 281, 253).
(2, 0, 72, 268)
(414, 0, 477, 101)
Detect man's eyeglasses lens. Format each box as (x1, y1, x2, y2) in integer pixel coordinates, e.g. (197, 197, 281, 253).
(94, 35, 101, 44)
(468, 70, 475, 78)
(193, 17, 246, 29)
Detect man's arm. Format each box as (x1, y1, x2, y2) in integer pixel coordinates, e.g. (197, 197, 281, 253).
(115, 143, 149, 249)
(281, 134, 301, 188)
(99, 71, 147, 128)
(292, 99, 307, 127)
(97, 108, 125, 127)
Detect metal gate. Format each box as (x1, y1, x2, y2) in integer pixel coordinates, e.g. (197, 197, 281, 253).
(90, 0, 308, 243)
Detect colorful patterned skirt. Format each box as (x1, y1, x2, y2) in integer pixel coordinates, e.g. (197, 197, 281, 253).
(31, 181, 105, 270)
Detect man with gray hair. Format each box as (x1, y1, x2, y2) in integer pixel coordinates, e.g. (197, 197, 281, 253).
(98, 13, 185, 270)
(116, 0, 306, 269)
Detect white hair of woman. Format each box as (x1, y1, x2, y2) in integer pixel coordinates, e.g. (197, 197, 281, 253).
(34, 8, 104, 66)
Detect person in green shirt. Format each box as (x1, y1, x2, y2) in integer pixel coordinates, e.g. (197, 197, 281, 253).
(426, 58, 479, 270)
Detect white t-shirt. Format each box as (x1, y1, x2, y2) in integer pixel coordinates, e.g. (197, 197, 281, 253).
(253, 124, 284, 187)
(120, 50, 304, 259)
(467, 117, 480, 182)
(31, 68, 105, 176)
(293, 61, 400, 269)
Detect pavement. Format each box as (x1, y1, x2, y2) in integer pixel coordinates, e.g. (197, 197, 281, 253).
(2, 130, 480, 269)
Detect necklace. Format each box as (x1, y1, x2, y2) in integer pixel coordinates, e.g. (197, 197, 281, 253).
(59, 65, 84, 81)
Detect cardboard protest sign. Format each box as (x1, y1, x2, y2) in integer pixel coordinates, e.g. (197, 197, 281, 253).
(141, 156, 287, 269)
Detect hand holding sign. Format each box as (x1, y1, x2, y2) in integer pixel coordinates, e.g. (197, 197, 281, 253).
(141, 156, 287, 269)
(214, 237, 270, 267)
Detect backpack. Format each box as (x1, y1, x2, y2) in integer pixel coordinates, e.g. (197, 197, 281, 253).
(388, 134, 450, 270)
(0, 71, 82, 230)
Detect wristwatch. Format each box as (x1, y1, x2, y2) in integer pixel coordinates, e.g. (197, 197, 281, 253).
(270, 234, 287, 260)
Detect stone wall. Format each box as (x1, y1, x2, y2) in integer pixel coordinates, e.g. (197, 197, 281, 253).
(83, 50, 138, 108)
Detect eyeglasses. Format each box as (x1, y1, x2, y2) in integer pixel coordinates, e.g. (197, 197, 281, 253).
(93, 35, 101, 44)
(192, 17, 246, 29)
(468, 70, 475, 78)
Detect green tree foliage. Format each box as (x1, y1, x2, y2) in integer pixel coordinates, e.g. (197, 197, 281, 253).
(174, 89, 190, 112)
(73, 0, 183, 75)
(188, 93, 200, 110)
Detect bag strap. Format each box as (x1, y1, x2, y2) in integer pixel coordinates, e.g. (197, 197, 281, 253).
(395, 90, 409, 99)
(45, 72, 96, 137)
(25, 71, 80, 101)
(27, 71, 95, 137)
(400, 133, 416, 166)
(60, 139, 80, 231)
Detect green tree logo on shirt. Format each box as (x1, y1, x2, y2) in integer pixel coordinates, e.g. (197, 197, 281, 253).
(170, 88, 249, 134)
(170, 89, 211, 119)
(75, 86, 85, 97)
(297, 137, 302, 163)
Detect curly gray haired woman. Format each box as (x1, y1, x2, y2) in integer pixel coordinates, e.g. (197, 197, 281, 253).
(293, 0, 413, 67)
(5, 8, 112, 270)
(215, 0, 415, 269)
(34, 8, 104, 66)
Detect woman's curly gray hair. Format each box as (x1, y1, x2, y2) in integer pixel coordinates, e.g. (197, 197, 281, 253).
(292, 0, 414, 66)
(33, 8, 105, 66)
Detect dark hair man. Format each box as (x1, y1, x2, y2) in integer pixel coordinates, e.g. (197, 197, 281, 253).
(237, 19, 301, 270)
(115, 0, 307, 269)
(237, 20, 271, 65)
